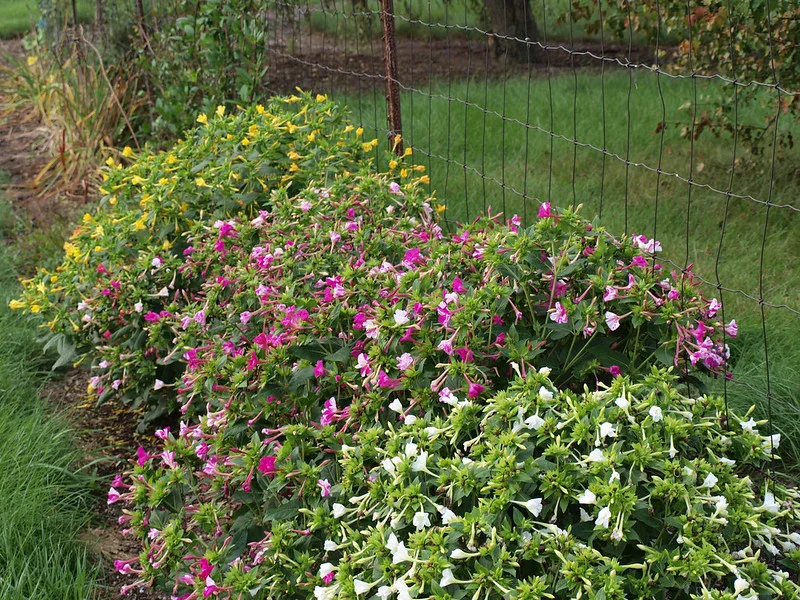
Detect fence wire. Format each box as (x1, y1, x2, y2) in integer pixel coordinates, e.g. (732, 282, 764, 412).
(264, 0, 797, 463)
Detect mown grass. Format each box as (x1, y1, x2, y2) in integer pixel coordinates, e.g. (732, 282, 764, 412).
(0, 0, 94, 39)
(335, 67, 800, 470)
(0, 188, 99, 598)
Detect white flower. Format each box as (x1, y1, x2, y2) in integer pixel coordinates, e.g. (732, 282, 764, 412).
(404, 442, 418, 458)
(412, 511, 431, 530)
(386, 534, 411, 564)
(649, 406, 663, 422)
(319, 563, 335, 578)
(587, 449, 605, 463)
(395, 579, 411, 600)
(608, 471, 620, 484)
(388, 398, 404, 413)
(382, 458, 396, 474)
(134, 301, 143, 313)
(579, 508, 593, 522)
(713, 496, 729, 515)
(538, 366, 552, 376)
(719, 457, 736, 466)
(324, 540, 338, 551)
(439, 507, 457, 524)
(760, 491, 781, 514)
(354, 580, 371, 596)
(450, 548, 471, 559)
(740, 418, 757, 432)
(701, 472, 718, 489)
(733, 577, 750, 595)
(153, 379, 165, 391)
(411, 451, 428, 472)
(763, 433, 781, 451)
(614, 396, 629, 409)
(538, 386, 553, 401)
(599, 422, 617, 439)
(525, 414, 545, 430)
(314, 585, 339, 600)
(394, 309, 410, 325)
(158, 287, 169, 297)
(521, 498, 543, 517)
(790, 532, 800, 545)
(595, 506, 612, 528)
(332, 503, 346, 518)
(578, 489, 596, 505)
(404, 414, 417, 425)
(439, 569, 456, 587)
(610, 528, 623, 542)
(377, 586, 392, 600)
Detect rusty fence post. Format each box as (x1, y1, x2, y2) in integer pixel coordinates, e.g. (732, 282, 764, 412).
(380, 0, 403, 156)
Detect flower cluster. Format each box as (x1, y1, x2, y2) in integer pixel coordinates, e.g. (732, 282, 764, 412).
(112, 366, 799, 599)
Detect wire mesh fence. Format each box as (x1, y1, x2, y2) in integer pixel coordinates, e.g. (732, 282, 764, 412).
(263, 0, 800, 463)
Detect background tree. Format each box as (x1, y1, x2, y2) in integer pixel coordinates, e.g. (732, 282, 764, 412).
(484, 0, 538, 62)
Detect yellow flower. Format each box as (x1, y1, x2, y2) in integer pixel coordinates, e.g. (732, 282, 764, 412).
(162, 239, 172, 251)
(226, 134, 233, 141)
(286, 123, 298, 134)
(122, 146, 134, 158)
(435, 203, 447, 214)
(248, 124, 259, 137)
(158, 177, 169, 185)
(94, 245, 104, 253)
(130, 175, 146, 185)
(109, 196, 117, 206)
(316, 93, 328, 102)
(401, 168, 409, 178)
(307, 132, 316, 142)
(286, 95, 301, 103)
(414, 164, 426, 172)
(392, 134, 402, 152)
(356, 127, 364, 137)
(82, 213, 94, 223)
(29, 304, 41, 313)
(195, 177, 209, 188)
(256, 104, 265, 114)
(290, 163, 300, 173)
(403, 147, 413, 157)
(105, 157, 117, 168)
(216, 105, 226, 117)
(8, 299, 25, 310)
(417, 175, 430, 185)
(361, 139, 379, 152)
(26, 56, 37, 66)
(36, 281, 47, 293)
(241, 138, 250, 146)
(344, 125, 354, 133)
(288, 150, 302, 161)
(389, 160, 398, 170)
(197, 113, 208, 124)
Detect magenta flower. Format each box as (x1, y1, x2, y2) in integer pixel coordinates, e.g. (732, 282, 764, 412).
(631, 255, 648, 268)
(154, 427, 170, 440)
(550, 302, 568, 325)
(467, 381, 485, 398)
(707, 298, 721, 317)
(136, 446, 152, 466)
(537, 202, 554, 218)
(321, 397, 337, 426)
(143, 311, 161, 322)
(609, 365, 622, 376)
(258, 455, 277, 476)
(437, 339, 454, 355)
(314, 360, 326, 378)
(377, 370, 401, 389)
(317, 478, 332, 497)
(356, 353, 372, 377)
(452, 277, 467, 293)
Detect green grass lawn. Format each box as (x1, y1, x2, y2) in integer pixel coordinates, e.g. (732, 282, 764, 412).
(335, 68, 800, 470)
(0, 189, 99, 598)
(0, 0, 94, 38)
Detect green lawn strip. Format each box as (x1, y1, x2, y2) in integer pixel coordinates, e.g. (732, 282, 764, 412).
(335, 68, 800, 470)
(0, 0, 94, 39)
(0, 189, 99, 599)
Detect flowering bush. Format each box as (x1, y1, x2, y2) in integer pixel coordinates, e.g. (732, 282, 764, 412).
(12, 92, 376, 413)
(111, 367, 799, 599)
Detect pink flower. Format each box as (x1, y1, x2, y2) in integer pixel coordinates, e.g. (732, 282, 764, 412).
(537, 202, 554, 218)
(154, 427, 170, 440)
(609, 365, 622, 376)
(300, 200, 313, 211)
(356, 353, 372, 377)
(667, 288, 680, 301)
(707, 298, 721, 317)
(452, 277, 467, 293)
(603, 286, 618, 302)
(258, 455, 277, 476)
(631, 255, 648, 268)
(377, 370, 400, 389)
(724, 320, 738, 338)
(317, 479, 332, 497)
(397, 353, 414, 371)
(321, 397, 337, 426)
(107, 486, 121, 504)
(143, 311, 161, 322)
(161, 451, 178, 469)
(549, 302, 568, 325)
(136, 446, 152, 466)
(605, 311, 621, 331)
(388, 181, 402, 194)
(330, 231, 341, 245)
(437, 339, 454, 355)
(240, 311, 252, 324)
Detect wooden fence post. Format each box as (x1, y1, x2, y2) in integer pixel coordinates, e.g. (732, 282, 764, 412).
(379, 0, 403, 156)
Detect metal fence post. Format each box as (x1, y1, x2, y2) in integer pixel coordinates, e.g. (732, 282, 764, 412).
(380, 0, 403, 156)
